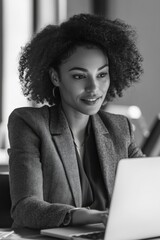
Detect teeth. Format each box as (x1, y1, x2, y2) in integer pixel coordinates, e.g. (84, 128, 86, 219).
(86, 99, 97, 102)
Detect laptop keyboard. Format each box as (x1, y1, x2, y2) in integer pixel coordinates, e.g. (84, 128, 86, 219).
(73, 231, 105, 240)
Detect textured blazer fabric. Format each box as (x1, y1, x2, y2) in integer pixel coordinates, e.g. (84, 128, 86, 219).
(8, 104, 143, 229)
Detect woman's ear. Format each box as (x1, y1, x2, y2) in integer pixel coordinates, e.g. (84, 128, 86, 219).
(49, 68, 60, 87)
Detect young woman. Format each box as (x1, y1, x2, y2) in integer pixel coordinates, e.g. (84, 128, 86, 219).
(8, 13, 144, 229)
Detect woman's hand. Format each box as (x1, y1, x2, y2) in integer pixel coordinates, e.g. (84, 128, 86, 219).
(71, 208, 108, 226)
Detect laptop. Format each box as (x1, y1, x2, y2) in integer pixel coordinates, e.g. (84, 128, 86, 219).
(41, 157, 160, 240)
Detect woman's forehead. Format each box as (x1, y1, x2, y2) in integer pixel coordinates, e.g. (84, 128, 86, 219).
(60, 46, 108, 70)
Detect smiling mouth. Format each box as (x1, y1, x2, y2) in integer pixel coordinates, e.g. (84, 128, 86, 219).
(81, 96, 102, 105)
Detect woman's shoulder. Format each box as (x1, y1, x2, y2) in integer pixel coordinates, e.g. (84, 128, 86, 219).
(8, 105, 59, 134)
(8, 105, 59, 127)
(97, 110, 133, 138)
(99, 109, 128, 122)
(98, 109, 130, 132)
(9, 105, 50, 120)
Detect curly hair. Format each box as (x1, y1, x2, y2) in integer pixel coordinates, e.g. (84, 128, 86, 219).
(19, 13, 143, 105)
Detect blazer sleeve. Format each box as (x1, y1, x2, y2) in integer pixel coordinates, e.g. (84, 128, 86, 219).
(8, 109, 74, 229)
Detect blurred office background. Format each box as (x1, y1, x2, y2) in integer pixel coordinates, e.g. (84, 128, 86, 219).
(0, 0, 160, 168)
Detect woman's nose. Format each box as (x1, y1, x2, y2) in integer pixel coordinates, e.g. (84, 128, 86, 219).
(85, 76, 98, 92)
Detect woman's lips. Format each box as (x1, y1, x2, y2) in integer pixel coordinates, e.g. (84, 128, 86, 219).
(81, 96, 102, 105)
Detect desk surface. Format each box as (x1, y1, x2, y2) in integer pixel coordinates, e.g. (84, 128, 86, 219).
(1, 228, 160, 240)
(0, 228, 54, 240)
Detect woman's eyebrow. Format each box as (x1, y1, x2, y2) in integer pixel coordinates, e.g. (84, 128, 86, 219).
(68, 64, 108, 72)
(69, 67, 87, 72)
(98, 64, 108, 71)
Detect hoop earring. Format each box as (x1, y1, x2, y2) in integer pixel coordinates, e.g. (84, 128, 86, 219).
(53, 87, 57, 98)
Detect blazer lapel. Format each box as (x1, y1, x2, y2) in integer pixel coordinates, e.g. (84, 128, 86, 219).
(49, 106, 82, 207)
(91, 113, 116, 200)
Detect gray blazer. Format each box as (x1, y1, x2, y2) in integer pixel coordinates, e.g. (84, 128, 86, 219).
(8, 105, 143, 229)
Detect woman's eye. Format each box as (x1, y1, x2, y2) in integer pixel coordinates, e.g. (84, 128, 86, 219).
(97, 72, 108, 78)
(72, 74, 86, 79)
